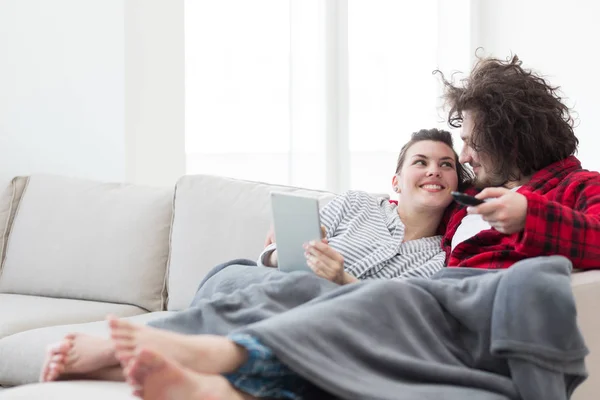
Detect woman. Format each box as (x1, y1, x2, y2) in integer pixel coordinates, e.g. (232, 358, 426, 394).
(40, 128, 471, 398)
(261, 127, 471, 284)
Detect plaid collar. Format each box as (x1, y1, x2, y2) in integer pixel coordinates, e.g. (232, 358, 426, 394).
(524, 156, 582, 193)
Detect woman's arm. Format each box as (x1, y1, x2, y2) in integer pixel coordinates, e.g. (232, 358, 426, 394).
(257, 243, 278, 267)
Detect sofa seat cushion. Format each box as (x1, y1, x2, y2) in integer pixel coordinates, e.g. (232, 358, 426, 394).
(0, 381, 134, 399)
(0, 294, 149, 340)
(0, 311, 173, 386)
(0, 174, 173, 312)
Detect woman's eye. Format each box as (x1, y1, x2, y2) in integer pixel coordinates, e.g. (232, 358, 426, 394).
(414, 160, 426, 165)
(441, 162, 455, 168)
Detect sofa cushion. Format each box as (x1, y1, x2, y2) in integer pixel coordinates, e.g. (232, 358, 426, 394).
(0, 311, 173, 386)
(0, 294, 149, 340)
(166, 174, 337, 311)
(0, 381, 134, 399)
(0, 177, 28, 269)
(0, 174, 173, 311)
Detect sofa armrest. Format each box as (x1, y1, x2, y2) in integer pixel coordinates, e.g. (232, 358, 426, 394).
(572, 269, 600, 287)
(571, 270, 600, 400)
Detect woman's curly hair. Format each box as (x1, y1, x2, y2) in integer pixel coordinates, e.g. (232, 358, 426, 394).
(435, 54, 578, 182)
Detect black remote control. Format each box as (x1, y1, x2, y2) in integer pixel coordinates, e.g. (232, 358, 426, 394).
(451, 191, 485, 207)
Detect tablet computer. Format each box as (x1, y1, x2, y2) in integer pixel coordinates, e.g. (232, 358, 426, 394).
(271, 192, 322, 273)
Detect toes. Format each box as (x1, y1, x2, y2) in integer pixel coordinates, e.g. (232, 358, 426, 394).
(60, 339, 74, 354)
(113, 338, 136, 357)
(115, 349, 136, 366)
(41, 339, 71, 382)
(64, 333, 77, 341)
(40, 364, 51, 382)
(46, 343, 61, 354)
(107, 315, 137, 332)
(131, 386, 144, 398)
(45, 362, 64, 382)
(107, 315, 126, 333)
(128, 356, 148, 387)
(112, 332, 137, 366)
(135, 347, 165, 370)
(50, 353, 65, 365)
(111, 329, 137, 344)
(40, 355, 54, 382)
(47, 340, 70, 356)
(49, 363, 61, 378)
(106, 315, 119, 327)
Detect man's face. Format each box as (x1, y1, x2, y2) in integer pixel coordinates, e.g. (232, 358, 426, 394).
(459, 111, 504, 188)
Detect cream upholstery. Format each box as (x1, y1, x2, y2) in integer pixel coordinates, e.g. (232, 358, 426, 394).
(166, 174, 335, 311)
(0, 173, 598, 399)
(0, 294, 149, 340)
(0, 175, 172, 312)
(570, 270, 600, 400)
(0, 381, 133, 399)
(0, 176, 28, 269)
(0, 312, 172, 387)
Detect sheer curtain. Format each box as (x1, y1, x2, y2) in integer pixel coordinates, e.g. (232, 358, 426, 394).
(184, 0, 451, 195)
(347, 1, 441, 194)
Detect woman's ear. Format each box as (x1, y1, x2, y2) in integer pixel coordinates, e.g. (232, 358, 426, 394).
(391, 175, 400, 193)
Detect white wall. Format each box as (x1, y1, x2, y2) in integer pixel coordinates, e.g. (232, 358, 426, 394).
(474, 0, 600, 171)
(0, 0, 126, 181)
(1, 1, 597, 186)
(125, 0, 185, 187)
(0, 0, 185, 187)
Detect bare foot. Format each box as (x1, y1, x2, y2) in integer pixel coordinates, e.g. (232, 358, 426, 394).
(127, 347, 250, 400)
(108, 317, 247, 375)
(40, 339, 71, 382)
(40, 333, 120, 382)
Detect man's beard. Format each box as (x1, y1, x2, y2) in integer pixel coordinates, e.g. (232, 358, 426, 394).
(473, 171, 506, 189)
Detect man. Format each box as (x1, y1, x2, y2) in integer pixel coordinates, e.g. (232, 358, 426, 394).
(438, 54, 600, 269)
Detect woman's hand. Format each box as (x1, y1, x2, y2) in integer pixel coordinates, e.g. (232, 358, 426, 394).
(469, 187, 528, 234)
(264, 225, 327, 247)
(263, 224, 329, 270)
(304, 239, 356, 284)
(264, 225, 276, 247)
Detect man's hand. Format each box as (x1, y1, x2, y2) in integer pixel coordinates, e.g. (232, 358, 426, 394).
(304, 239, 353, 284)
(468, 187, 528, 234)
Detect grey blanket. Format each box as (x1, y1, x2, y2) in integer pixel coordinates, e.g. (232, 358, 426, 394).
(150, 256, 588, 400)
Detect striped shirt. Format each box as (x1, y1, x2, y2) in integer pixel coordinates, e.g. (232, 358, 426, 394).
(259, 190, 445, 280)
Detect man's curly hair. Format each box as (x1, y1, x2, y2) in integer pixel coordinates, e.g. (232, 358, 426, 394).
(436, 54, 578, 182)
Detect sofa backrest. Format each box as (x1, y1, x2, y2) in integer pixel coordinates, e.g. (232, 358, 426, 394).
(166, 174, 336, 311)
(0, 174, 173, 312)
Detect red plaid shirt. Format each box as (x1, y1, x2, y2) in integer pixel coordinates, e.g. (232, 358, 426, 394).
(443, 156, 600, 269)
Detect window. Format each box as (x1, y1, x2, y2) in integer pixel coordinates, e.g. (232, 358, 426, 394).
(185, 0, 292, 185)
(347, 1, 441, 194)
(185, 0, 466, 195)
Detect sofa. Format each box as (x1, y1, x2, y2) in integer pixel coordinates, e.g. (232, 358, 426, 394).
(0, 173, 598, 399)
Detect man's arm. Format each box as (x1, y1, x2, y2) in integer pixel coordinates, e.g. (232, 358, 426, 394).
(516, 177, 600, 269)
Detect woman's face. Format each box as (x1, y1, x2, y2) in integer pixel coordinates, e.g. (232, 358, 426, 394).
(393, 140, 459, 211)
